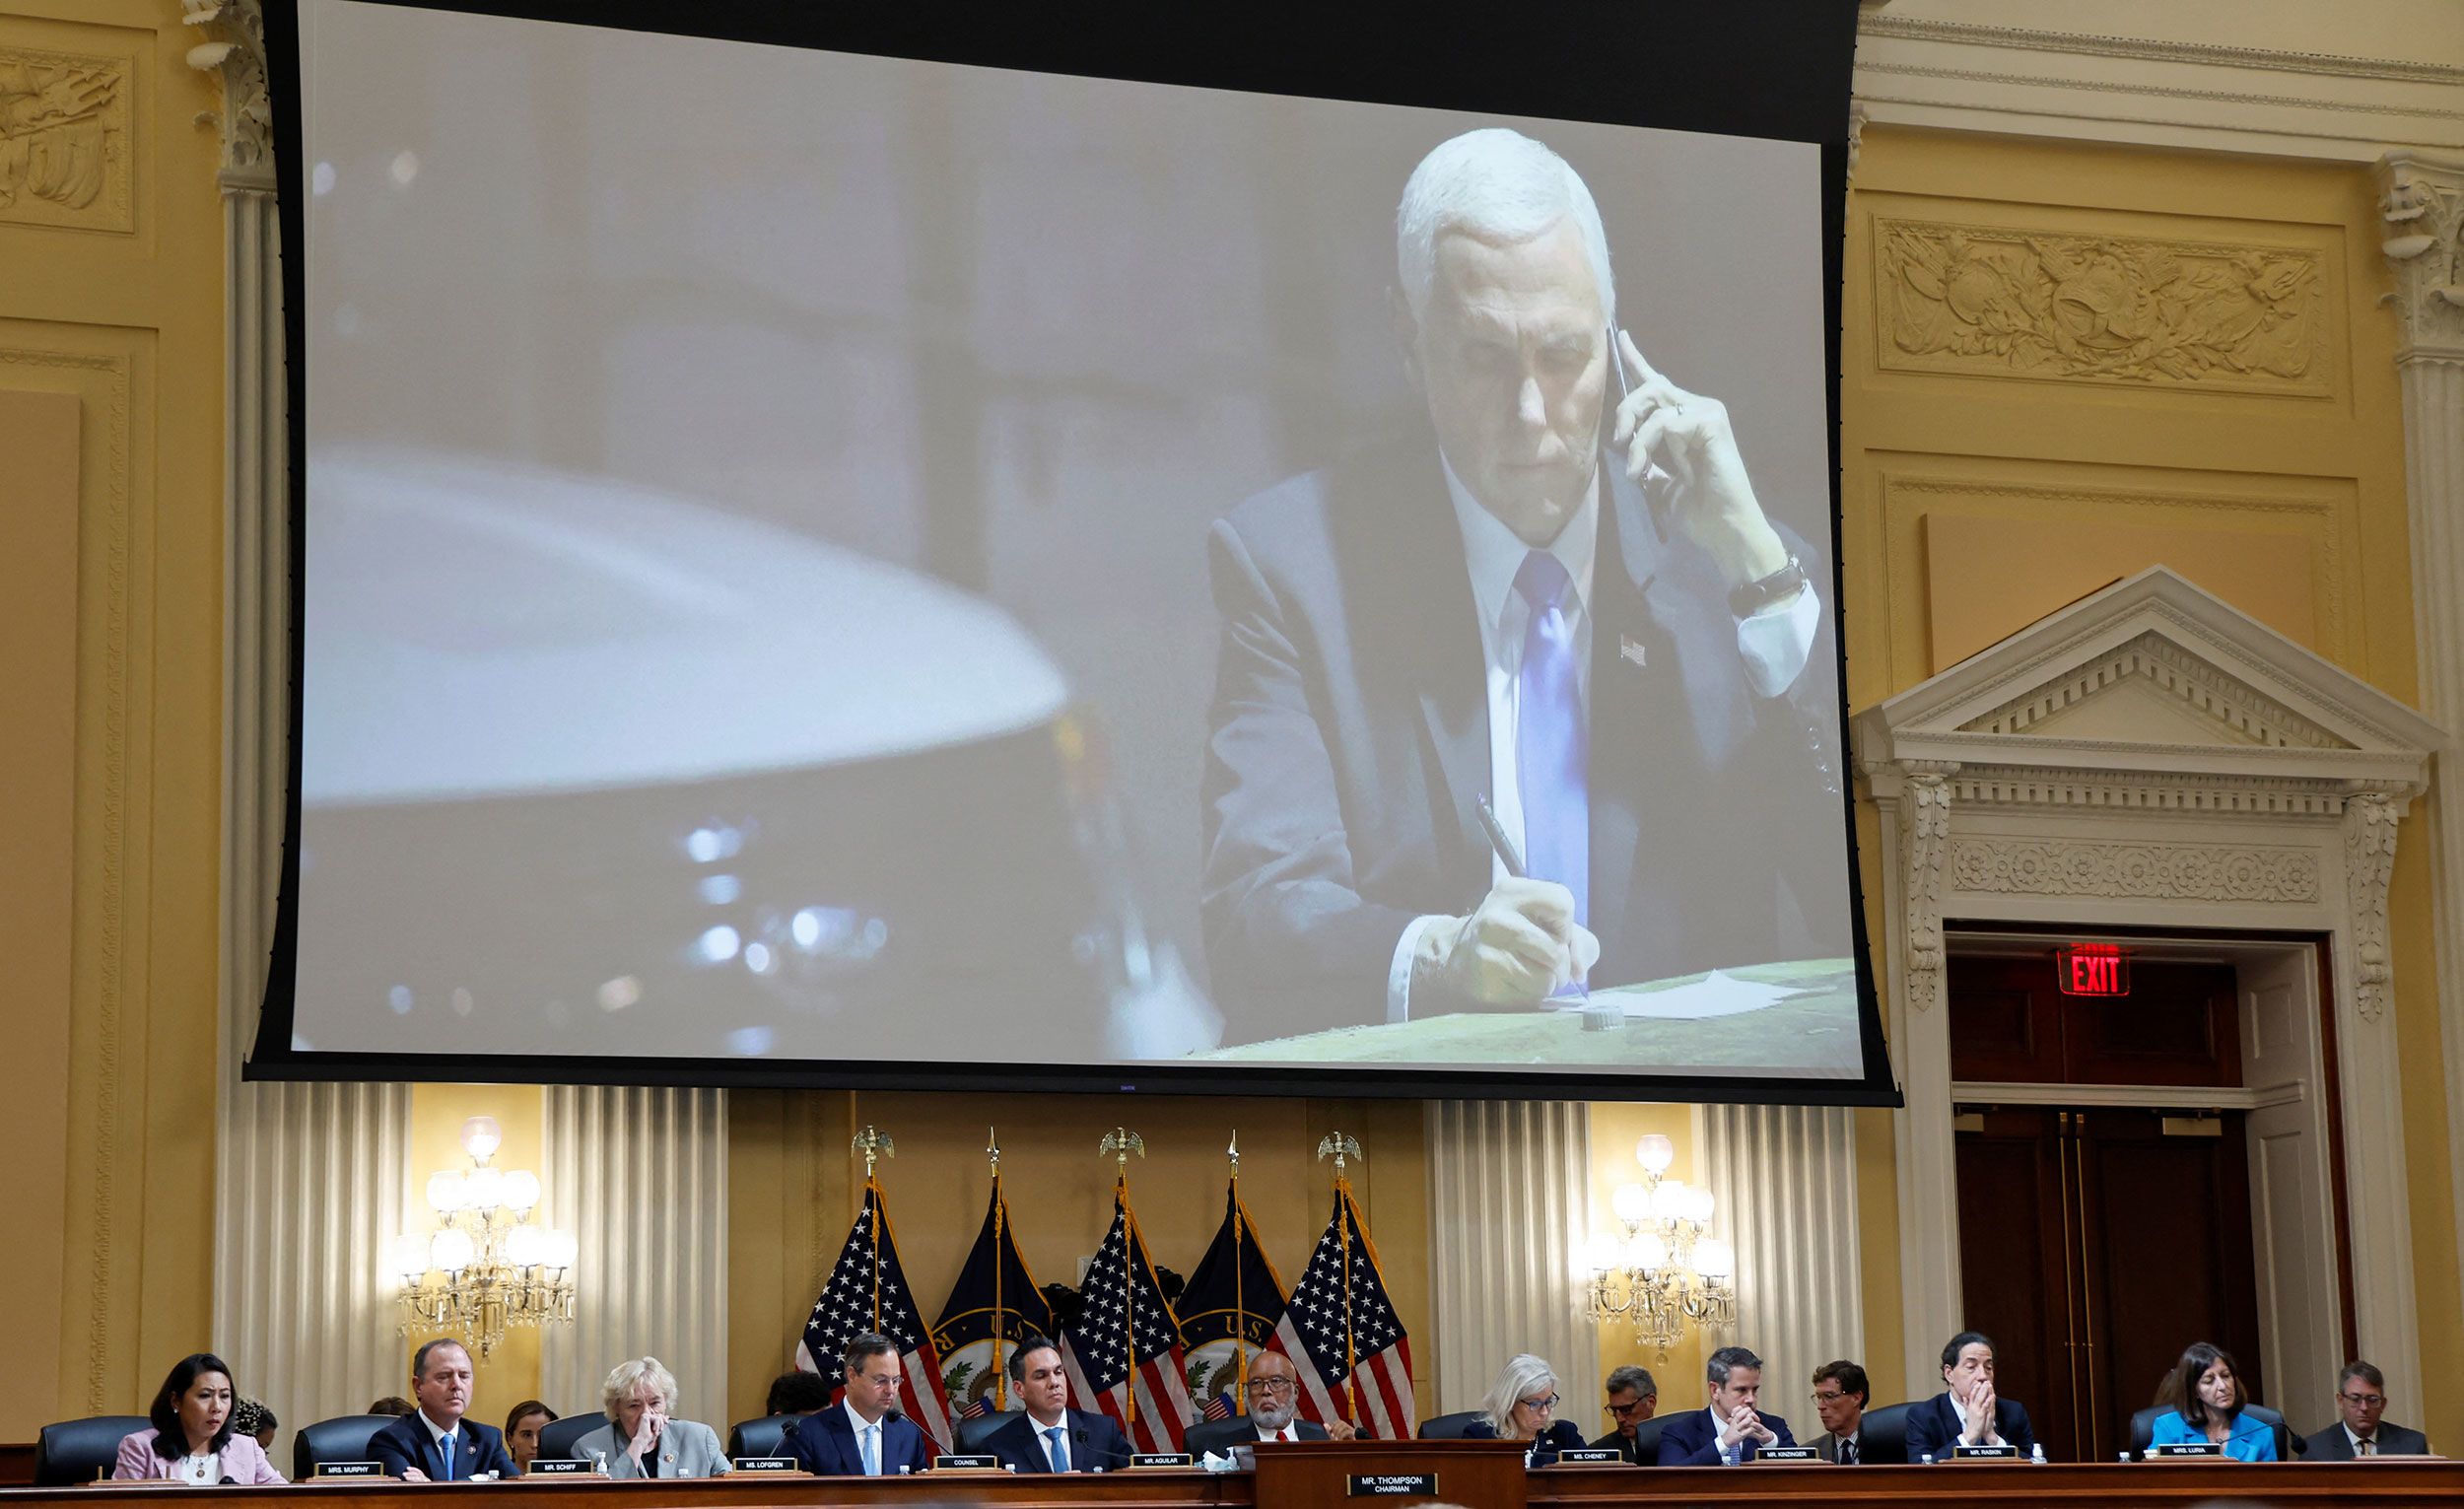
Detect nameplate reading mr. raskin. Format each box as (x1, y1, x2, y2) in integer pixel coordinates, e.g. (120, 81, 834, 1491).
(1951, 1444, 2019, 1460)
(1348, 1473, 1440, 1496)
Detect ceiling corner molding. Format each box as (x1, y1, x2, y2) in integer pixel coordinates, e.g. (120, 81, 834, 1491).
(1855, 11, 2464, 162)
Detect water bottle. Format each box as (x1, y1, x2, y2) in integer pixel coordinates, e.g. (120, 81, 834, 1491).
(1919, 1453, 1934, 1466)
(2031, 1443, 2046, 1465)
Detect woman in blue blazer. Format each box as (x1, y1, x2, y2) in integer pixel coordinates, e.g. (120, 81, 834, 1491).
(2149, 1343, 2277, 1461)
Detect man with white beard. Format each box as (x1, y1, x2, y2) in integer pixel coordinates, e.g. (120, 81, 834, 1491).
(1185, 1349, 1356, 1457)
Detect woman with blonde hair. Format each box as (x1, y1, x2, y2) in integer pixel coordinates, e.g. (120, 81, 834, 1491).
(572, 1357, 731, 1477)
(1463, 1353, 1588, 1460)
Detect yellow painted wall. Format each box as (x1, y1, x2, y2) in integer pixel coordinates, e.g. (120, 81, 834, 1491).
(400, 1086, 550, 1428)
(1584, 1104, 1707, 1417)
(0, 0, 227, 1437)
(1843, 123, 2458, 1447)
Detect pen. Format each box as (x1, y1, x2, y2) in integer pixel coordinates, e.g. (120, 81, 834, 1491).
(1474, 793, 1525, 879)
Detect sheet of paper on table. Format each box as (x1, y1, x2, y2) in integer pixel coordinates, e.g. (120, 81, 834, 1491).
(1568, 969, 1800, 1020)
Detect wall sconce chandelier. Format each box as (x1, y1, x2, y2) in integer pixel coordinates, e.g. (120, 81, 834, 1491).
(387, 1116, 577, 1358)
(1585, 1133, 1737, 1357)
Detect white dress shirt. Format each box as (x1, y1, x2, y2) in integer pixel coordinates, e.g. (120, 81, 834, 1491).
(1385, 455, 1818, 1020)
(841, 1401, 883, 1475)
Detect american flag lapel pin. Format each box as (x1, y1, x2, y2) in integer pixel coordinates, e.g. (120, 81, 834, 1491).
(1618, 634, 1647, 668)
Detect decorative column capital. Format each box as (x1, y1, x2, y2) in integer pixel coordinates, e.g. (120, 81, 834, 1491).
(2343, 790, 2405, 1026)
(182, 0, 272, 193)
(2376, 150, 2464, 365)
(1899, 766, 1954, 1014)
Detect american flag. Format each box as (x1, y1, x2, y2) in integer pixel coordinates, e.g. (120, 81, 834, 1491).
(1059, 1191, 1196, 1453)
(1200, 1393, 1235, 1423)
(792, 1180, 952, 1452)
(1274, 1186, 1414, 1439)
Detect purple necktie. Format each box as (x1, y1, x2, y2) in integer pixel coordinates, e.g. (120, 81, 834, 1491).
(1513, 550, 1588, 931)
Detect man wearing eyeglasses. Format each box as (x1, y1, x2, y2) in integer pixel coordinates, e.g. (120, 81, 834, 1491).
(1811, 1360, 1871, 1464)
(1185, 1349, 1356, 1455)
(1590, 1366, 1657, 1463)
(2303, 1361, 2429, 1459)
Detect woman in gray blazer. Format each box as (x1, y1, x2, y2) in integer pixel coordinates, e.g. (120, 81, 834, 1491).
(574, 1357, 731, 1477)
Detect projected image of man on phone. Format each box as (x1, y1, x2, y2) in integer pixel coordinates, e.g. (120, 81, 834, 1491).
(1199, 128, 1840, 1050)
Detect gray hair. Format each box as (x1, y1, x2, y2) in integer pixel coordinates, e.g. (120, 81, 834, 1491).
(1478, 1353, 1558, 1439)
(601, 1356, 678, 1418)
(1396, 128, 1615, 325)
(1606, 1365, 1656, 1398)
(1706, 1345, 1763, 1386)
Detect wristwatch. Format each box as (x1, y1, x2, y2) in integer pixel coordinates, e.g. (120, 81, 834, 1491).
(1729, 553, 1807, 618)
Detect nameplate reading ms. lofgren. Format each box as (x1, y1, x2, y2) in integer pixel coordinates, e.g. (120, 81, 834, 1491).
(1348, 1473, 1439, 1496)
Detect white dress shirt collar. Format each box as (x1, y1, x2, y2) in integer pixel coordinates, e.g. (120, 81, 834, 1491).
(1441, 450, 1598, 635)
(418, 1411, 460, 1449)
(841, 1400, 883, 1442)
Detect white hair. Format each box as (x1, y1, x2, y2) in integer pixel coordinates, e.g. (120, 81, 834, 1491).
(1396, 128, 1615, 323)
(1478, 1353, 1559, 1439)
(601, 1356, 678, 1419)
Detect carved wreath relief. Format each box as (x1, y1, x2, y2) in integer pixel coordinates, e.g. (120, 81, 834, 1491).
(0, 47, 127, 231)
(1877, 218, 2324, 392)
(1948, 838, 2319, 904)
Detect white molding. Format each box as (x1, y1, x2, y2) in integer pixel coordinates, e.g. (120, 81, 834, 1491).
(1855, 565, 2437, 1421)
(1855, 8, 2464, 161)
(1951, 1080, 2304, 1113)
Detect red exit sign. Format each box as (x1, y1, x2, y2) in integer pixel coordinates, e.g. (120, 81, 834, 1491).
(2056, 943, 2130, 996)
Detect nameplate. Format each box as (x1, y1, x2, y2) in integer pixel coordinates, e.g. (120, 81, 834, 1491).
(928, 1455, 1001, 1472)
(1551, 1448, 1624, 1465)
(2148, 1442, 2223, 1458)
(1129, 1453, 1194, 1469)
(521, 1459, 597, 1476)
(1348, 1473, 1438, 1496)
(728, 1458, 799, 1474)
(1752, 1447, 1822, 1464)
(1951, 1444, 2020, 1461)
(309, 1463, 387, 1480)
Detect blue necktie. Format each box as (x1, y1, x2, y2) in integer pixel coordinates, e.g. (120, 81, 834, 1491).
(1045, 1426, 1069, 1473)
(1513, 550, 1588, 933)
(438, 1432, 454, 1481)
(860, 1423, 879, 1476)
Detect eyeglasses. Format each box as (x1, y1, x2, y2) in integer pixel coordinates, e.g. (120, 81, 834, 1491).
(1812, 1391, 1848, 1405)
(2340, 1392, 2388, 1407)
(1605, 1400, 1650, 1418)
(1519, 1394, 1559, 1412)
(1249, 1377, 1297, 1396)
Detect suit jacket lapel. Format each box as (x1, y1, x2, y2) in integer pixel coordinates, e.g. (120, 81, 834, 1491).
(1586, 461, 1665, 942)
(1390, 448, 1490, 897)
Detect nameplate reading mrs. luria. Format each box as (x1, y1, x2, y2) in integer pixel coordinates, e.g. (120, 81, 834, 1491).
(1348, 1473, 1440, 1496)
(2149, 1442, 2223, 1458)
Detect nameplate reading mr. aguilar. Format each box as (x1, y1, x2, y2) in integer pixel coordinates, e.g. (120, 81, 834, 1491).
(1129, 1453, 1194, 1469)
(1348, 1473, 1439, 1496)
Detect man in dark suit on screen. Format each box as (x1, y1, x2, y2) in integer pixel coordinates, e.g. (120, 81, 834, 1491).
(783, 1334, 937, 1476)
(983, 1337, 1132, 1474)
(1658, 1346, 1796, 1465)
(1201, 127, 1837, 1047)
(370, 1340, 521, 1480)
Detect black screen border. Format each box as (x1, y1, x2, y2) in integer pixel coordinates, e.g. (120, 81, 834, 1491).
(247, 0, 1898, 1108)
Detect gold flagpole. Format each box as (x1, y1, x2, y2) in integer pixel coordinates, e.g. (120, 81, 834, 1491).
(854, 1126, 894, 1333)
(1100, 1128, 1145, 1433)
(1228, 1132, 1246, 1413)
(988, 1128, 1007, 1412)
(1317, 1133, 1365, 1432)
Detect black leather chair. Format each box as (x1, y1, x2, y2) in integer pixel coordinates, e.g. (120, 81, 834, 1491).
(293, 1415, 394, 1480)
(1856, 1401, 1914, 1466)
(535, 1414, 601, 1462)
(1184, 1416, 1254, 1458)
(954, 1410, 1019, 1453)
(726, 1414, 798, 1460)
(1613, 1413, 1672, 1463)
(34, 1416, 149, 1485)
(2128, 1403, 2294, 1461)
(1417, 1410, 1481, 1440)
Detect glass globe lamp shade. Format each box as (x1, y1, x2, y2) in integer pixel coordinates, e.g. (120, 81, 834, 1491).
(1635, 1133, 1676, 1176)
(1610, 1183, 1650, 1225)
(430, 1227, 476, 1274)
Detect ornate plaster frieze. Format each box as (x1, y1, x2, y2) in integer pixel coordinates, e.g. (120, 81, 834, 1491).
(1899, 765, 1954, 1014)
(182, 0, 271, 190)
(1945, 766, 2350, 818)
(1875, 217, 2326, 393)
(1960, 631, 2351, 750)
(1946, 836, 2320, 904)
(1859, 14, 2464, 90)
(0, 44, 130, 232)
(2344, 792, 2404, 1024)
(2377, 151, 2464, 363)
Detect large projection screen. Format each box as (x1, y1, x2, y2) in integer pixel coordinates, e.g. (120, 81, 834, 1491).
(251, 0, 1891, 1102)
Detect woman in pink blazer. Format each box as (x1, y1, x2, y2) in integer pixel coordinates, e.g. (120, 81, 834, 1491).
(112, 1353, 287, 1483)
